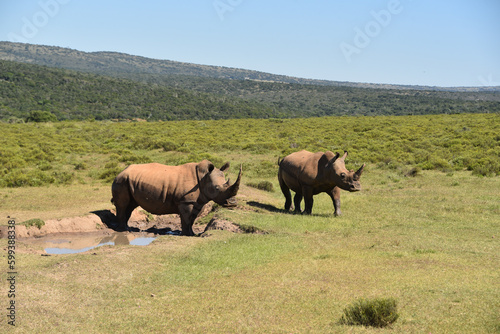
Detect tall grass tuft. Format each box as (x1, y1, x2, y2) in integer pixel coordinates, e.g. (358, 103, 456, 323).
(340, 297, 399, 328)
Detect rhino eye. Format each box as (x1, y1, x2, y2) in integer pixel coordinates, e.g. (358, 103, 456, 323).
(341, 173, 346, 179)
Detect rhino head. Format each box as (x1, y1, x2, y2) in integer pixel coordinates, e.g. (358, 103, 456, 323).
(327, 151, 365, 192)
(197, 160, 242, 207)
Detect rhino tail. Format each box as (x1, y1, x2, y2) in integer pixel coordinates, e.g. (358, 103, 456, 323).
(277, 157, 283, 166)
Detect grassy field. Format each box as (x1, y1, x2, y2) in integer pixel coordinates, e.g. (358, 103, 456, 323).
(1, 114, 499, 333)
(1, 167, 499, 333)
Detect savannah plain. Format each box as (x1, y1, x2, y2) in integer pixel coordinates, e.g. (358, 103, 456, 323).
(0, 113, 499, 333)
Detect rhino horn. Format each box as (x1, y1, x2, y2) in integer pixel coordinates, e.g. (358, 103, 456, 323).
(355, 163, 365, 176)
(228, 165, 242, 196)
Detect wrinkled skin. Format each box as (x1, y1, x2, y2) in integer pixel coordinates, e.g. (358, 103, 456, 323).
(278, 150, 364, 215)
(111, 160, 242, 236)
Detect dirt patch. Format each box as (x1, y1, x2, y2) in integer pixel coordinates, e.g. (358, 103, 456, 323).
(204, 217, 267, 235)
(0, 202, 262, 240)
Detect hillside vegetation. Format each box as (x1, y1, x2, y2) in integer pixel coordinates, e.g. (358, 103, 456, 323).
(1, 59, 500, 122)
(0, 60, 278, 121)
(0, 114, 498, 189)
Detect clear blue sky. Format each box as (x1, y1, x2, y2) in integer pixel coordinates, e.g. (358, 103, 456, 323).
(1, 0, 499, 87)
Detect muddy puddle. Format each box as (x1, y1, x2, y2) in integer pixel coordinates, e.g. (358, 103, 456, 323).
(21, 231, 160, 255)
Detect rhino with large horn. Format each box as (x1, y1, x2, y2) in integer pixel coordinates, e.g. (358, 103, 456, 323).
(111, 160, 242, 236)
(278, 150, 364, 216)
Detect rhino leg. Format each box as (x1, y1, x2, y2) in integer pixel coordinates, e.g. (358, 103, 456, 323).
(303, 186, 314, 215)
(112, 182, 137, 230)
(114, 200, 137, 231)
(179, 203, 202, 236)
(328, 187, 342, 216)
(293, 192, 303, 214)
(279, 173, 293, 211)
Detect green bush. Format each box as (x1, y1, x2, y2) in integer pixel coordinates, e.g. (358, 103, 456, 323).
(340, 297, 399, 328)
(160, 141, 178, 152)
(246, 180, 274, 192)
(26, 110, 57, 122)
(52, 171, 74, 184)
(21, 218, 45, 229)
(99, 167, 122, 182)
(74, 162, 88, 170)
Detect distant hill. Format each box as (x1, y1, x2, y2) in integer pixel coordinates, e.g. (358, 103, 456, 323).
(1, 41, 499, 92)
(1, 42, 499, 121)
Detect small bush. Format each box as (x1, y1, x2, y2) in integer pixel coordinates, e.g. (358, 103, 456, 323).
(160, 141, 178, 152)
(26, 110, 57, 122)
(340, 297, 399, 328)
(52, 171, 74, 184)
(99, 168, 122, 181)
(404, 166, 421, 177)
(74, 162, 88, 170)
(21, 218, 45, 229)
(246, 180, 274, 192)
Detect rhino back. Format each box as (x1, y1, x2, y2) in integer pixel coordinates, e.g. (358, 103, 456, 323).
(120, 163, 198, 214)
(280, 150, 336, 188)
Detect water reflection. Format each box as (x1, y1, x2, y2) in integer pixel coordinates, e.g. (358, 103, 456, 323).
(24, 231, 157, 255)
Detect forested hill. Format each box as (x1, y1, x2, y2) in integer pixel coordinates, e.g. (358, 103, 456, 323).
(1, 41, 499, 92)
(0, 60, 280, 121)
(1, 59, 500, 122)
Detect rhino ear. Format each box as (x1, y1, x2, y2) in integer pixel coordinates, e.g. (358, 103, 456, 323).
(326, 152, 340, 167)
(197, 160, 215, 180)
(219, 162, 230, 172)
(340, 151, 348, 161)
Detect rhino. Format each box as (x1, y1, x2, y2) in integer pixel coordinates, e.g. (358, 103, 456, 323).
(278, 150, 364, 215)
(111, 160, 242, 236)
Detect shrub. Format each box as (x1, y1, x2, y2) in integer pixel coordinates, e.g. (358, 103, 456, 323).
(74, 162, 88, 170)
(99, 167, 122, 182)
(404, 167, 421, 177)
(246, 180, 274, 192)
(52, 171, 75, 184)
(21, 218, 45, 229)
(340, 297, 399, 328)
(119, 153, 152, 164)
(26, 110, 57, 122)
(160, 141, 178, 152)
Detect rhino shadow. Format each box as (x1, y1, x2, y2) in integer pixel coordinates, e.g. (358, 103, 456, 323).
(246, 201, 284, 213)
(91, 210, 118, 228)
(91, 210, 182, 235)
(246, 201, 331, 218)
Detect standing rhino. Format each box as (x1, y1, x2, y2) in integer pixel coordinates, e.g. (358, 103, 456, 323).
(278, 150, 364, 215)
(111, 160, 242, 236)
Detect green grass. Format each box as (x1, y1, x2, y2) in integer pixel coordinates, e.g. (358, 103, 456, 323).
(1, 168, 498, 333)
